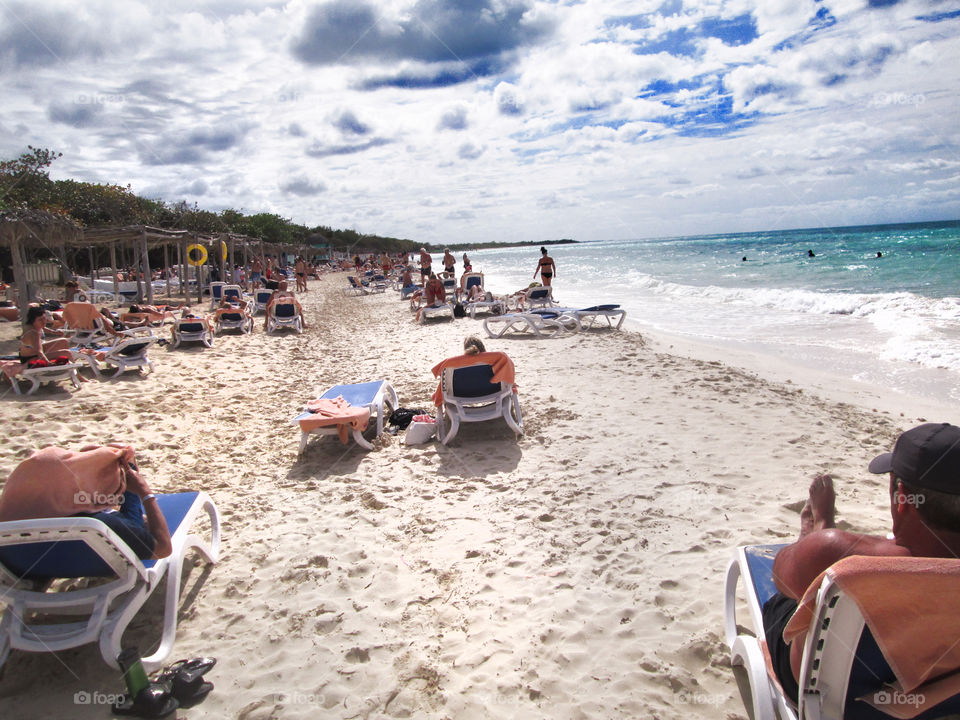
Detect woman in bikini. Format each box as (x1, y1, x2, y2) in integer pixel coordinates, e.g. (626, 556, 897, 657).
(533, 246, 556, 287)
(19, 306, 71, 363)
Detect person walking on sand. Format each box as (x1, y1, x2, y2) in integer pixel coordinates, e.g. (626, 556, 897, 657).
(762, 422, 960, 702)
(533, 246, 556, 286)
(442, 248, 456, 277)
(419, 248, 432, 281)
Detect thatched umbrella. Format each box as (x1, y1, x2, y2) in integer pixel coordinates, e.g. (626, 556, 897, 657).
(0, 208, 81, 319)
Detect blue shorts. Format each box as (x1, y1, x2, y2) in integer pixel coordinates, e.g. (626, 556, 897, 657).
(251, 272, 262, 282)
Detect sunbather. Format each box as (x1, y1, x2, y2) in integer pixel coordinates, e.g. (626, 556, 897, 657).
(763, 422, 960, 701)
(413, 273, 446, 322)
(209, 297, 250, 323)
(0, 444, 172, 560)
(19, 306, 71, 362)
(264, 290, 306, 330)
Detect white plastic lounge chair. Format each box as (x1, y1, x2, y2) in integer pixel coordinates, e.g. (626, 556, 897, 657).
(483, 311, 566, 338)
(420, 303, 454, 323)
(214, 308, 253, 335)
(523, 286, 555, 309)
(171, 319, 213, 348)
(7, 362, 83, 396)
(293, 380, 398, 453)
(266, 302, 302, 334)
(208, 281, 225, 308)
(574, 304, 627, 330)
(0, 491, 220, 672)
(252, 289, 273, 315)
(79, 329, 159, 378)
(62, 303, 111, 347)
(220, 284, 243, 303)
(724, 545, 960, 720)
(346, 276, 369, 296)
(436, 363, 523, 445)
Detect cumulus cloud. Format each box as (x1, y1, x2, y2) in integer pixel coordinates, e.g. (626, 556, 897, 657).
(457, 142, 485, 160)
(47, 101, 102, 128)
(494, 81, 524, 115)
(279, 175, 328, 196)
(438, 105, 468, 130)
(333, 110, 370, 135)
(304, 137, 391, 157)
(138, 124, 251, 166)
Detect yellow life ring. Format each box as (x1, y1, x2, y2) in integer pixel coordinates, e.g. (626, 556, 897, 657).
(187, 244, 208, 266)
(221, 240, 228, 262)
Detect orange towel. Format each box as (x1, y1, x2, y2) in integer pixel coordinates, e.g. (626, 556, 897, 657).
(0, 445, 132, 521)
(300, 396, 371, 444)
(430, 351, 516, 406)
(62, 302, 102, 330)
(784, 555, 960, 717)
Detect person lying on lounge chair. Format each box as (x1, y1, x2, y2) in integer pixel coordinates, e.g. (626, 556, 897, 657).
(209, 297, 250, 323)
(18, 306, 71, 363)
(0, 444, 172, 560)
(763, 422, 960, 702)
(413, 273, 446, 322)
(264, 290, 306, 330)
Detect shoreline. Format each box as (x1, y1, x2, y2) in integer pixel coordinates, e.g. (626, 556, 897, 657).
(0, 275, 950, 718)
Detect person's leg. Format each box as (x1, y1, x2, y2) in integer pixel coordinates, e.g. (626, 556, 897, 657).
(762, 592, 800, 701)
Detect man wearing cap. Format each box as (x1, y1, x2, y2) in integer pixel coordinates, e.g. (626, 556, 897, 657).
(761, 422, 960, 701)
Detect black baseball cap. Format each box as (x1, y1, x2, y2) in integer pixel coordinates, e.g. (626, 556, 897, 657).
(868, 423, 960, 494)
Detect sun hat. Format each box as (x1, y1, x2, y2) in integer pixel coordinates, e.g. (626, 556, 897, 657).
(868, 423, 960, 494)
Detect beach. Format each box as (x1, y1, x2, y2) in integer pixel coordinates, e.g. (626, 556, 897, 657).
(0, 273, 953, 719)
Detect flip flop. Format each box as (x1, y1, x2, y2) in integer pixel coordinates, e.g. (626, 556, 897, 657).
(112, 684, 179, 718)
(157, 657, 216, 709)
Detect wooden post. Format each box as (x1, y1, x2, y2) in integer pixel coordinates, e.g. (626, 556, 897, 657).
(241, 238, 249, 291)
(10, 232, 29, 320)
(139, 228, 153, 304)
(110, 242, 119, 304)
(194, 234, 203, 305)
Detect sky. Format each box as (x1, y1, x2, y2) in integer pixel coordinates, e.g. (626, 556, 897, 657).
(1, 0, 959, 244)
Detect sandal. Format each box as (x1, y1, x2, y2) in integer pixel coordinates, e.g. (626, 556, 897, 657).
(156, 657, 216, 709)
(112, 685, 179, 718)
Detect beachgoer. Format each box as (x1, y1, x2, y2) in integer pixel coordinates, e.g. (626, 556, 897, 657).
(876, 251, 883, 258)
(462, 253, 472, 273)
(419, 248, 432, 280)
(19, 306, 71, 363)
(807, 249, 815, 258)
(0, 444, 172, 560)
(763, 422, 960, 701)
(464, 336, 485, 355)
(534, 247, 556, 286)
(264, 289, 306, 331)
(443, 248, 455, 276)
(295, 256, 308, 292)
(64, 280, 80, 303)
(250, 257, 263, 288)
(424, 273, 445, 306)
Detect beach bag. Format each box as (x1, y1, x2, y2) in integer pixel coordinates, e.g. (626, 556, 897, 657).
(405, 415, 436, 445)
(453, 303, 466, 318)
(388, 407, 425, 430)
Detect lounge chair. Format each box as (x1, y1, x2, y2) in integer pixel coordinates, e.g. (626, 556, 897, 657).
(78, 329, 159, 378)
(220, 284, 244, 304)
(171, 318, 213, 348)
(483, 310, 567, 338)
(431, 354, 523, 445)
(61, 302, 111, 347)
(573, 304, 626, 330)
(346, 276, 372, 296)
(214, 307, 253, 335)
(208, 281, 225, 308)
(293, 380, 398, 453)
(266, 302, 302, 334)
(724, 545, 960, 720)
(4, 361, 83, 396)
(252, 289, 273, 315)
(523, 286, 555, 309)
(0, 491, 220, 672)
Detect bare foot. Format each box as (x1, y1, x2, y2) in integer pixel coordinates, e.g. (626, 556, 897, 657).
(803, 473, 836, 535)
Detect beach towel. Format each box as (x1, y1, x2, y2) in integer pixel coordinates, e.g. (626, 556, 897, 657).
(0, 445, 133, 521)
(62, 301, 103, 329)
(300, 396, 371, 444)
(783, 554, 960, 717)
(430, 351, 516, 407)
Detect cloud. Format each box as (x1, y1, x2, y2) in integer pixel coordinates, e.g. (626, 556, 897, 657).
(457, 142, 485, 160)
(0, 3, 105, 68)
(333, 110, 370, 135)
(47, 101, 102, 128)
(291, 0, 553, 88)
(438, 105, 468, 130)
(138, 124, 251, 166)
(279, 175, 327, 196)
(304, 137, 391, 157)
(494, 81, 524, 115)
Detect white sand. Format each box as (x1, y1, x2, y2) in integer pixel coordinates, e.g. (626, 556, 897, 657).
(0, 275, 953, 719)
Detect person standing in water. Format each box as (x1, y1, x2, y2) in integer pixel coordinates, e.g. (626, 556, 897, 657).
(533, 246, 556, 286)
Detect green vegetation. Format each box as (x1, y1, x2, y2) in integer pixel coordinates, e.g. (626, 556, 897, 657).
(1, 147, 574, 253)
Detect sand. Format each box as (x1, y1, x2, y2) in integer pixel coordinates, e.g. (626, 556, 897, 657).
(0, 274, 953, 719)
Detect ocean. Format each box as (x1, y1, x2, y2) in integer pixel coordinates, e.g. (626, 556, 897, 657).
(467, 221, 960, 406)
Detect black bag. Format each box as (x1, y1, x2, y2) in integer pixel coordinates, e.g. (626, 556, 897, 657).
(453, 303, 466, 318)
(389, 407, 426, 430)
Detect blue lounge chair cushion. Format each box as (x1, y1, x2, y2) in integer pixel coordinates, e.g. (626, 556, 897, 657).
(0, 492, 199, 578)
(581, 304, 620, 311)
(450, 365, 501, 398)
(274, 304, 296, 317)
(319, 381, 385, 406)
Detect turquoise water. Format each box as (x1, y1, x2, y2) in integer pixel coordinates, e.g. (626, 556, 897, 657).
(468, 221, 960, 404)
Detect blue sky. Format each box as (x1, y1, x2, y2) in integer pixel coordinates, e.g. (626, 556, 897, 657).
(1, 0, 958, 242)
